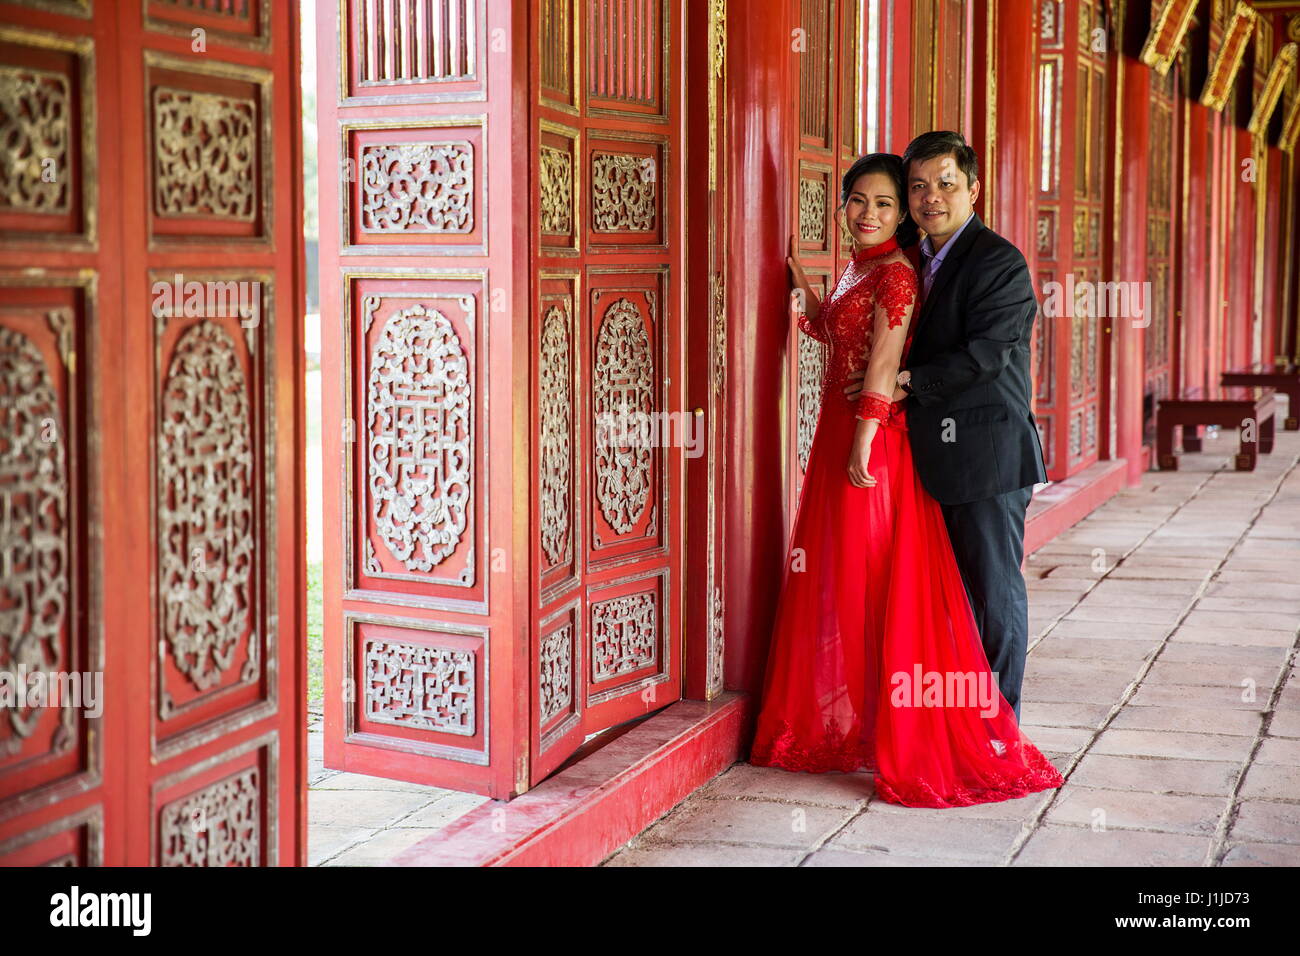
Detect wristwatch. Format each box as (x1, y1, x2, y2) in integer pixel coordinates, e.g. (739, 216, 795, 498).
(896, 370, 913, 394)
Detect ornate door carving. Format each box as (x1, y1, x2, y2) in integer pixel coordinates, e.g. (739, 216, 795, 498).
(0, 1, 304, 865)
(320, 0, 686, 798)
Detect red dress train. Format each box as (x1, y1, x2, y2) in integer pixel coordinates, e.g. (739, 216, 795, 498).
(749, 235, 1064, 808)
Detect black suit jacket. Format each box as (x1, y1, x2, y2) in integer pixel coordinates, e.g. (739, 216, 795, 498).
(902, 213, 1048, 506)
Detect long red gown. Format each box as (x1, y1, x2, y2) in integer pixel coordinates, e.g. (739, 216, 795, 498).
(749, 234, 1064, 808)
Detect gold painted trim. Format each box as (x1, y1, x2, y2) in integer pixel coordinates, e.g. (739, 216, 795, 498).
(1248, 43, 1297, 135)
(1200, 2, 1258, 112)
(1140, 0, 1198, 76)
(1282, 89, 1300, 152)
(586, 0, 672, 123)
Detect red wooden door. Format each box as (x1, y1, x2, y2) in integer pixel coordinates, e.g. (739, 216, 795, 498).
(528, 0, 685, 784)
(319, 0, 685, 799)
(0, 2, 306, 865)
(789, 0, 861, 530)
(1033, 0, 1109, 479)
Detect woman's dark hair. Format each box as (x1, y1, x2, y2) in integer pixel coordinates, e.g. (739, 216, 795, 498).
(838, 152, 918, 248)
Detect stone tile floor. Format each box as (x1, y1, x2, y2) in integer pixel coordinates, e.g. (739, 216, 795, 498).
(307, 718, 489, 866)
(601, 427, 1300, 867)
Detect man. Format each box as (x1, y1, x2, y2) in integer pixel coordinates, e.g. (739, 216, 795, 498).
(849, 131, 1047, 721)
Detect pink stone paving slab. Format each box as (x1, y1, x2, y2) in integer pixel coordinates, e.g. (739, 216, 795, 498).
(1090, 729, 1257, 762)
(1012, 824, 1209, 866)
(1228, 801, 1300, 845)
(1108, 705, 1264, 737)
(702, 762, 873, 808)
(602, 841, 805, 867)
(828, 813, 1025, 863)
(1237, 763, 1300, 801)
(1221, 842, 1300, 865)
(1044, 786, 1224, 836)
(639, 797, 855, 849)
(1068, 753, 1239, 797)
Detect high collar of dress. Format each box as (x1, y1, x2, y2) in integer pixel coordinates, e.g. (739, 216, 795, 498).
(851, 234, 899, 266)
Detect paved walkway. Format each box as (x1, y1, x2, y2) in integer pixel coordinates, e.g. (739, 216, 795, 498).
(306, 718, 488, 866)
(601, 427, 1300, 866)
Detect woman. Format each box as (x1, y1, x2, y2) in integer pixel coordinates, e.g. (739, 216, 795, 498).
(748, 153, 1063, 808)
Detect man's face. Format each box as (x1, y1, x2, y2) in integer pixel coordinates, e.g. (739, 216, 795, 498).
(907, 152, 980, 250)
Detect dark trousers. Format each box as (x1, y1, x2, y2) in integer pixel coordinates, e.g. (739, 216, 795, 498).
(939, 485, 1033, 722)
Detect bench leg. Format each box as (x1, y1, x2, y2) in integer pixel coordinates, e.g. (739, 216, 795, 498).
(1285, 389, 1299, 430)
(1157, 418, 1179, 470)
(1182, 424, 1201, 453)
(1261, 413, 1275, 454)
(1235, 433, 1258, 471)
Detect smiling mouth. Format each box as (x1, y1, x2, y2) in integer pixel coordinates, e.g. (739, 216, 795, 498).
(855, 222, 879, 232)
(922, 209, 946, 218)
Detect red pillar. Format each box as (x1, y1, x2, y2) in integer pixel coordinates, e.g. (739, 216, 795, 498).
(1115, 54, 1149, 485)
(724, 0, 799, 693)
(985, 0, 1037, 259)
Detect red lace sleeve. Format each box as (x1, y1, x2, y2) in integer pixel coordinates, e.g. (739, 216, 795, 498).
(856, 390, 894, 423)
(797, 307, 828, 343)
(875, 261, 918, 331)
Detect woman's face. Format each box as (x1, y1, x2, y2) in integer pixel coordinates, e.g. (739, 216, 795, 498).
(843, 171, 902, 248)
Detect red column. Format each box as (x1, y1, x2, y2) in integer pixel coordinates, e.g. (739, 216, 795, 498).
(724, 0, 798, 693)
(987, 0, 1037, 259)
(1115, 54, 1149, 485)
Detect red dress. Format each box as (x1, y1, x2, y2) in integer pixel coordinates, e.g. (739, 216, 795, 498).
(749, 235, 1064, 808)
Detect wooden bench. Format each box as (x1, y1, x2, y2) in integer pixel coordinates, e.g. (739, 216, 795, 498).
(1221, 363, 1300, 430)
(1156, 385, 1276, 471)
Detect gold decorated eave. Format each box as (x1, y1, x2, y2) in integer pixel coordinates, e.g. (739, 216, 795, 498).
(1281, 89, 1300, 152)
(1200, 2, 1259, 111)
(1140, 0, 1200, 76)
(1249, 43, 1298, 134)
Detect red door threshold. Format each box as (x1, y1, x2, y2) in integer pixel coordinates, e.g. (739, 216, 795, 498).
(1024, 458, 1127, 556)
(388, 692, 753, 867)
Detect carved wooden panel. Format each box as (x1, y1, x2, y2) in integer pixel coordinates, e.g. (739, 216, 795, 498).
(344, 613, 488, 765)
(145, 51, 271, 248)
(143, 0, 271, 52)
(586, 131, 665, 251)
(797, 332, 825, 474)
(151, 732, 276, 866)
(540, 0, 577, 112)
(0, 277, 99, 820)
(342, 119, 485, 255)
(343, 273, 487, 613)
(0, 26, 96, 250)
(538, 273, 580, 603)
(585, 569, 668, 706)
(798, 161, 831, 253)
(537, 598, 580, 750)
(587, 0, 668, 119)
(0, 805, 101, 865)
(798, 0, 833, 149)
(151, 273, 276, 760)
(585, 270, 667, 572)
(342, 0, 485, 102)
(540, 119, 578, 254)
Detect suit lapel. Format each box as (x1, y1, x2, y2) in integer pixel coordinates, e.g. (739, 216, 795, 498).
(916, 212, 985, 329)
